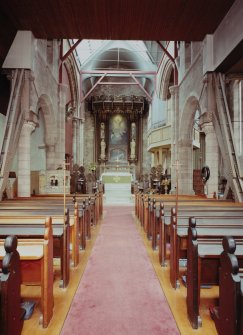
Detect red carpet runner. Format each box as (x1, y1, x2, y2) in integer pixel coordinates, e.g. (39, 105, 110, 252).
(61, 206, 179, 335)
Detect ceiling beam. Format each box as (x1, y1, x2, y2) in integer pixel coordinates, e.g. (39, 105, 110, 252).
(81, 70, 156, 76)
(157, 41, 178, 85)
(98, 82, 138, 85)
(156, 41, 175, 64)
(80, 74, 107, 103)
(130, 73, 152, 101)
(61, 39, 82, 62)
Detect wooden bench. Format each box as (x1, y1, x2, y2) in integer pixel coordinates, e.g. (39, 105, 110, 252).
(0, 235, 24, 335)
(0, 217, 54, 328)
(210, 236, 243, 335)
(186, 219, 243, 329)
(0, 210, 70, 288)
(135, 192, 241, 233)
(143, 202, 243, 265)
(0, 195, 100, 258)
(153, 205, 243, 288)
(3, 192, 103, 224)
(170, 213, 243, 289)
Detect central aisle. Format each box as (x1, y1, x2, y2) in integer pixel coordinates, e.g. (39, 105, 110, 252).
(61, 206, 179, 335)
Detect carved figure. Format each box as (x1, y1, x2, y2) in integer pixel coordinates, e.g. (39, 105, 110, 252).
(130, 138, 136, 159)
(100, 139, 106, 159)
(131, 122, 136, 139)
(100, 122, 105, 139)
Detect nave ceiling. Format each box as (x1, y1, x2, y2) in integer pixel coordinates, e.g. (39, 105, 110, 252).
(0, 0, 242, 114)
(0, 0, 236, 67)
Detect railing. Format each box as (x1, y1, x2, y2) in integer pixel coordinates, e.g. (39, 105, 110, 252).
(99, 164, 135, 176)
(147, 124, 172, 150)
(147, 124, 200, 151)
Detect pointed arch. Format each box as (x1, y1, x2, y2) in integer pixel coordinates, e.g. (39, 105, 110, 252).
(64, 58, 79, 115)
(179, 94, 200, 141)
(178, 94, 200, 195)
(37, 94, 57, 146)
(158, 59, 174, 100)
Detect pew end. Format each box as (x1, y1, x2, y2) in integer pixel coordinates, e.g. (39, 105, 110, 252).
(0, 235, 24, 335)
(0, 216, 54, 329)
(211, 236, 243, 335)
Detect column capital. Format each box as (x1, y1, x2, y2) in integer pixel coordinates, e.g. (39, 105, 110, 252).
(22, 120, 36, 133)
(169, 85, 179, 96)
(199, 111, 213, 126)
(200, 121, 215, 135)
(202, 72, 213, 85)
(72, 118, 78, 125)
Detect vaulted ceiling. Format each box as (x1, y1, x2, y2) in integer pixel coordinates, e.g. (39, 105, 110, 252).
(0, 0, 235, 67)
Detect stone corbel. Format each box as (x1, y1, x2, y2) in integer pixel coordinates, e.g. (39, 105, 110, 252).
(22, 120, 37, 134)
(26, 110, 39, 127)
(198, 111, 213, 127)
(65, 100, 76, 121)
(199, 73, 216, 126)
(200, 122, 215, 136)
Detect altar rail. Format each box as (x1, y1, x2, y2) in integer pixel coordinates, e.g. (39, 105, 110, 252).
(99, 164, 135, 176)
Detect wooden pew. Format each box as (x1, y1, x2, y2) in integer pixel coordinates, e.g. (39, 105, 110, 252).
(0, 194, 102, 268)
(0, 235, 24, 335)
(0, 193, 99, 258)
(79, 202, 87, 250)
(0, 192, 103, 227)
(149, 202, 243, 266)
(155, 206, 243, 288)
(210, 236, 243, 335)
(0, 210, 70, 288)
(170, 214, 243, 289)
(32, 192, 103, 224)
(0, 217, 54, 328)
(186, 219, 243, 329)
(158, 204, 166, 266)
(136, 192, 241, 231)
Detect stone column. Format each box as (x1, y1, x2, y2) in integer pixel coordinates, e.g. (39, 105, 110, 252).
(201, 122, 218, 198)
(178, 138, 195, 195)
(72, 118, 77, 165)
(199, 73, 218, 198)
(78, 118, 84, 166)
(55, 84, 67, 166)
(18, 121, 36, 197)
(169, 85, 179, 193)
(46, 144, 56, 170)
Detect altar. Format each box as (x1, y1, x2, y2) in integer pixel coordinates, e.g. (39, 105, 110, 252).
(101, 172, 133, 204)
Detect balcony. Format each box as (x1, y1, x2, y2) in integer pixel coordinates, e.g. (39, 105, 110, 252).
(147, 125, 171, 151)
(147, 125, 200, 151)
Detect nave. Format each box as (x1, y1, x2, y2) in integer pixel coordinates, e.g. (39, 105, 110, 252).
(14, 198, 231, 335)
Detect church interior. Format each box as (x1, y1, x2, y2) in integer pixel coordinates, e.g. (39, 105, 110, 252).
(0, 1, 243, 334)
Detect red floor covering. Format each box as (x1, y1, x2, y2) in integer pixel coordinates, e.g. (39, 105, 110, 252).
(61, 206, 179, 335)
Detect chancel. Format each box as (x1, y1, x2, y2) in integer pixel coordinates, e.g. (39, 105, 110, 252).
(101, 171, 133, 204)
(0, 1, 243, 334)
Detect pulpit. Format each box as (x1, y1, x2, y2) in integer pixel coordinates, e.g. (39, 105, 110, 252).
(39, 170, 70, 194)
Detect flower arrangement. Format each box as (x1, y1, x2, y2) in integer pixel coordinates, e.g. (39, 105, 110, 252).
(161, 178, 170, 194)
(89, 163, 96, 172)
